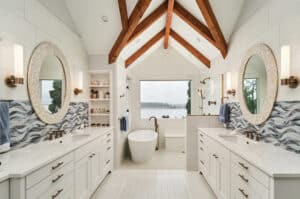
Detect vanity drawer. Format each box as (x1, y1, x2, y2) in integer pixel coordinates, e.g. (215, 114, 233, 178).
(231, 153, 269, 188)
(37, 169, 74, 199)
(106, 131, 113, 140)
(231, 168, 269, 199)
(75, 137, 101, 162)
(26, 162, 74, 199)
(26, 152, 74, 189)
(198, 131, 207, 144)
(231, 172, 268, 199)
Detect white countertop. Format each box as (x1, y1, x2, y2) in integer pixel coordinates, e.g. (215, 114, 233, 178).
(0, 127, 113, 182)
(199, 128, 300, 178)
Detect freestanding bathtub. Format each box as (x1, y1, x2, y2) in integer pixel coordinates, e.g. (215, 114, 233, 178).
(128, 130, 158, 163)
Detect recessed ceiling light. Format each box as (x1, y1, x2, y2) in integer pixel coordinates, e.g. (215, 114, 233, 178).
(101, 16, 109, 23)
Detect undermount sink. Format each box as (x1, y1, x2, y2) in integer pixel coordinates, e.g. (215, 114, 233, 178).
(218, 134, 258, 145)
(71, 133, 90, 141)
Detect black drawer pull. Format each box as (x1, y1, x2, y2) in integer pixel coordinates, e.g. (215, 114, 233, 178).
(238, 188, 248, 198)
(213, 154, 218, 159)
(238, 162, 249, 170)
(199, 139, 204, 143)
(107, 139, 111, 143)
(52, 188, 63, 199)
(107, 133, 111, 137)
(107, 147, 111, 151)
(200, 160, 204, 165)
(52, 174, 64, 183)
(199, 134, 204, 137)
(52, 162, 63, 170)
(238, 174, 249, 183)
(200, 147, 204, 151)
(106, 160, 110, 165)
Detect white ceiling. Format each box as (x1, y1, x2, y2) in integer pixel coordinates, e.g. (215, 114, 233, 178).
(64, 0, 245, 67)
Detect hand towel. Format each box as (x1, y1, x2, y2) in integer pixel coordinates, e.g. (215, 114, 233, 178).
(218, 103, 230, 124)
(120, 117, 128, 132)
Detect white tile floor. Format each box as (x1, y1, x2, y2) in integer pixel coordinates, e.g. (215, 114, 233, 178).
(122, 150, 186, 170)
(91, 170, 216, 199)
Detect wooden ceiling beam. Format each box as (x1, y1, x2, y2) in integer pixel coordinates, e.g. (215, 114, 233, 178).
(128, 1, 168, 43)
(118, 0, 129, 30)
(109, 0, 152, 64)
(195, 0, 227, 58)
(173, 2, 217, 47)
(164, 0, 175, 49)
(125, 29, 165, 68)
(170, 29, 210, 68)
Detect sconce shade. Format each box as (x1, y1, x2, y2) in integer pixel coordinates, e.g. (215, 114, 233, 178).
(14, 44, 24, 78)
(281, 45, 290, 79)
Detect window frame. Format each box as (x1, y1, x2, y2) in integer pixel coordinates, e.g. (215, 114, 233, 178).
(139, 80, 192, 120)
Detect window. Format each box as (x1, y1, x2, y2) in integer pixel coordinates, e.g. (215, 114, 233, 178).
(243, 78, 258, 114)
(140, 81, 191, 119)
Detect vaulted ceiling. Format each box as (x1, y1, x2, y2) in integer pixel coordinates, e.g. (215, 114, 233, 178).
(65, 0, 244, 70)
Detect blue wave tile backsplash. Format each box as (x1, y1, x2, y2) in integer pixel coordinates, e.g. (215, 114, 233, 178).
(3, 100, 88, 149)
(228, 102, 300, 154)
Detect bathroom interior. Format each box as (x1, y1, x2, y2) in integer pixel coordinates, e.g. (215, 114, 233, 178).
(1, 0, 300, 199)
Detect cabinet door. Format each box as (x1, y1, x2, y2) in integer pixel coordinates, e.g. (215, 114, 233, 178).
(0, 180, 9, 199)
(216, 156, 230, 199)
(207, 153, 218, 192)
(90, 150, 102, 193)
(75, 156, 90, 199)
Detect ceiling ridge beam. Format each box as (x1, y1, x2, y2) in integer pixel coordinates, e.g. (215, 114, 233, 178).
(195, 0, 227, 58)
(118, 0, 129, 30)
(170, 29, 210, 68)
(125, 29, 165, 68)
(173, 2, 217, 47)
(164, 0, 175, 49)
(128, 1, 168, 43)
(109, 0, 152, 64)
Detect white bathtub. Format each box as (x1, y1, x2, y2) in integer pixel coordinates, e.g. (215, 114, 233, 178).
(128, 130, 158, 163)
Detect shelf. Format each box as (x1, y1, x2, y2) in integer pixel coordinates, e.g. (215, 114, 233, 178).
(89, 98, 110, 101)
(90, 113, 110, 116)
(89, 85, 110, 88)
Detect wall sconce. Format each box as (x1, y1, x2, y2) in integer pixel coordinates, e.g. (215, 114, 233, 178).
(226, 72, 236, 96)
(74, 71, 83, 95)
(5, 44, 24, 87)
(281, 45, 298, 88)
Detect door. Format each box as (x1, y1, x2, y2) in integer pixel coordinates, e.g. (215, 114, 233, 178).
(75, 156, 90, 199)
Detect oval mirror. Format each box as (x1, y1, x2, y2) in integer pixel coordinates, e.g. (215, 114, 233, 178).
(28, 42, 71, 124)
(238, 44, 278, 125)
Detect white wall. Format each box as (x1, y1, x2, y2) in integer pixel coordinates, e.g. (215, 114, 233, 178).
(0, 0, 88, 101)
(127, 47, 207, 148)
(211, 0, 300, 102)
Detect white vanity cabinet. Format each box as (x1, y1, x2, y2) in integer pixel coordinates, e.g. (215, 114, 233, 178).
(198, 132, 230, 199)
(0, 180, 9, 199)
(74, 130, 114, 199)
(9, 128, 114, 199)
(198, 128, 300, 199)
